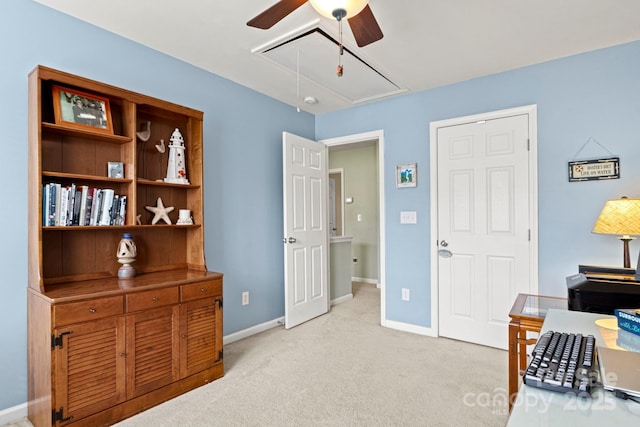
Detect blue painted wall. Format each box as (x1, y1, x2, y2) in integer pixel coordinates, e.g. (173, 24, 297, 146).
(316, 41, 640, 327)
(3, 0, 640, 416)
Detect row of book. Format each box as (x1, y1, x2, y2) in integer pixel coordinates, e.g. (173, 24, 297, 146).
(42, 183, 127, 226)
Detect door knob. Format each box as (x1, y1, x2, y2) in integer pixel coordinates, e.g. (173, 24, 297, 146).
(288, 237, 297, 243)
(440, 240, 449, 247)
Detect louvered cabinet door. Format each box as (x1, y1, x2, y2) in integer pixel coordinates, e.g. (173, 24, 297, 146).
(52, 316, 126, 426)
(125, 305, 180, 399)
(179, 297, 222, 378)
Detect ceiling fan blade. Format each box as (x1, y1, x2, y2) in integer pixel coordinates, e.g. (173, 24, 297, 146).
(247, 0, 308, 29)
(348, 4, 383, 47)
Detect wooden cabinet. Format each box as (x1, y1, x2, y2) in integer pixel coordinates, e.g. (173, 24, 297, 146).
(27, 66, 223, 427)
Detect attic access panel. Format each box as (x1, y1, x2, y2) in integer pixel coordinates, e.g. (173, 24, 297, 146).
(258, 28, 403, 104)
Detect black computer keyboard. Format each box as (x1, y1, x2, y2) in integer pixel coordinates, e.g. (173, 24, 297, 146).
(522, 330, 598, 396)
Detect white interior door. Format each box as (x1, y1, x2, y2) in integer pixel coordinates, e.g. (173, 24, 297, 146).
(436, 113, 533, 349)
(283, 132, 329, 329)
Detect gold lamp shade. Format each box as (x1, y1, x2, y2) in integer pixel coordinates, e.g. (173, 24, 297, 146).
(592, 196, 640, 267)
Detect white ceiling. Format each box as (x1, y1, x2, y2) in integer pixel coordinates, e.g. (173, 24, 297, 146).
(34, 0, 640, 114)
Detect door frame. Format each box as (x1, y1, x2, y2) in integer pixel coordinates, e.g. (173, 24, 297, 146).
(320, 130, 387, 327)
(328, 168, 345, 237)
(428, 105, 539, 336)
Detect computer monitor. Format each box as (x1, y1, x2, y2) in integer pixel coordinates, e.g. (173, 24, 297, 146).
(566, 266, 640, 314)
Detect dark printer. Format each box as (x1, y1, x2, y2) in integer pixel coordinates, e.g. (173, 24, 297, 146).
(566, 265, 640, 314)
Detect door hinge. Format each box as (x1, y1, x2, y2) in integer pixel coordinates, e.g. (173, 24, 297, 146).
(51, 331, 73, 350)
(216, 298, 223, 309)
(528, 229, 531, 241)
(52, 407, 73, 424)
(216, 349, 223, 362)
(527, 138, 530, 151)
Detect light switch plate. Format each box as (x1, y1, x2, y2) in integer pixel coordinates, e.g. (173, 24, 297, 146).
(400, 211, 417, 224)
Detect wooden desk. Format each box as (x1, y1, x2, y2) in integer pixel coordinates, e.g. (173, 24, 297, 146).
(508, 293, 567, 410)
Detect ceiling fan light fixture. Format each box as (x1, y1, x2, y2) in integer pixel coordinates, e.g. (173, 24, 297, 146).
(308, 0, 368, 20)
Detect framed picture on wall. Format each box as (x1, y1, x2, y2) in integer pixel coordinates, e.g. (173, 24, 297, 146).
(396, 162, 417, 188)
(52, 85, 114, 134)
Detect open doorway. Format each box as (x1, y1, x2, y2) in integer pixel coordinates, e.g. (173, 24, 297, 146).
(321, 130, 386, 326)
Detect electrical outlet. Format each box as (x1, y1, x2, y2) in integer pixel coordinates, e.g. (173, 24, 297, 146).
(402, 288, 410, 301)
(242, 291, 249, 306)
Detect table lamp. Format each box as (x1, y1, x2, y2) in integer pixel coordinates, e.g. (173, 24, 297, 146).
(592, 196, 640, 268)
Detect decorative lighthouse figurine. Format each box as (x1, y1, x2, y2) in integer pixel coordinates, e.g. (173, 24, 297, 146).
(164, 128, 190, 184)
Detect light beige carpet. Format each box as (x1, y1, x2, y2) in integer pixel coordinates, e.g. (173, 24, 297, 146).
(7, 283, 509, 426)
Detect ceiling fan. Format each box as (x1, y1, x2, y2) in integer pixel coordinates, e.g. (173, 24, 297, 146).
(247, 0, 383, 48)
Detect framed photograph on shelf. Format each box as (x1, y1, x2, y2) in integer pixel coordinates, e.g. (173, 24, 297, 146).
(107, 161, 124, 178)
(396, 162, 417, 188)
(51, 85, 113, 134)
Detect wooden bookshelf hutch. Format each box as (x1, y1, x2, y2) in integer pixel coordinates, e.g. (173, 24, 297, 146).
(27, 66, 223, 427)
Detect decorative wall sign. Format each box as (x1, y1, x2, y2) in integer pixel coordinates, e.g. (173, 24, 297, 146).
(568, 157, 619, 182)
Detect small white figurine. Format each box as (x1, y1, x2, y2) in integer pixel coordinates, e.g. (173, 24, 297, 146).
(136, 121, 151, 142)
(176, 209, 193, 225)
(164, 128, 189, 184)
(155, 138, 166, 153)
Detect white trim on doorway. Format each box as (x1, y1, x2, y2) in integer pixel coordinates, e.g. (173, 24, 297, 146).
(320, 130, 387, 327)
(328, 168, 345, 237)
(428, 105, 539, 337)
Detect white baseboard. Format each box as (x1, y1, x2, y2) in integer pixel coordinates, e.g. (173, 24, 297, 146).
(223, 292, 356, 344)
(223, 317, 284, 345)
(352, 277, 379, 286)
(384, 319, 438, 337)
(330, 293, 353, 306)
(0, 402, 27, 425)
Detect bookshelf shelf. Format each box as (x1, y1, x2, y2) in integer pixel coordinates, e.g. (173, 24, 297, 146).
(42, 122, 132, 143)
(28, 65, 222, 427)
(136, 178, 200, 189)
(42, 224, 202, 231)
(43, 170, 133, 184)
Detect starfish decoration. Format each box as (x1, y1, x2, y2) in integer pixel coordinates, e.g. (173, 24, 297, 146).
(145, 197, 174, 225)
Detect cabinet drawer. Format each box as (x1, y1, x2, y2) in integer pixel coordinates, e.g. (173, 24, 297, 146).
(181, 279, 222, 302)
(54, 296, 124, 326)
(126, 287, 179, 312)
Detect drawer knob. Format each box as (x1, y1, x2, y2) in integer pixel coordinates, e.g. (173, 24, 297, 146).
(152, 297, 159, 302)
(201, 288, 207, 293)
(181, 334, 187, 339)
(89, 308, 97, 313)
